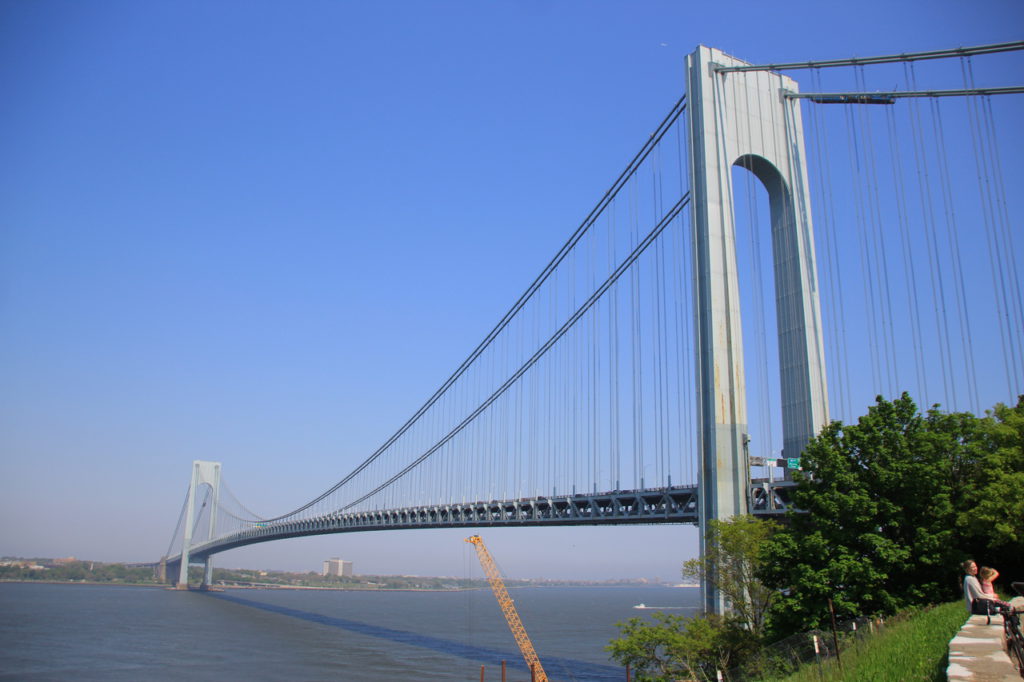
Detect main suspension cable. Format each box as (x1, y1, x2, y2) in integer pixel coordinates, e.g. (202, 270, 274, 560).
(164, 485, 190, 558)
(218, 477, 265, 522)
(189, 486, 212, 539)
(715, 41, 1024, 72)
(252, 95, 690, 523)
(342, 194, 691, 510)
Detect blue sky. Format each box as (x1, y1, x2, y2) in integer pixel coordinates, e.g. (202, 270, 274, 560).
(2, 1, 1022, 580)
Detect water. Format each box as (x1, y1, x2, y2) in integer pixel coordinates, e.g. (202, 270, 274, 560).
(0, 583, 700, 681)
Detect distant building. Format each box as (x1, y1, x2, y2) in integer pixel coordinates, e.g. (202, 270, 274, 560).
(322, 558, 353, 577)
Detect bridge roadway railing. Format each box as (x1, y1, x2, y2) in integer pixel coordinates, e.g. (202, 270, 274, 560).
(167, 480, 797, 566)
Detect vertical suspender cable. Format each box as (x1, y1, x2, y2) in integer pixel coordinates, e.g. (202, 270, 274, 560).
(591, 232, 599, 493)
(747, 72, 775, 464)
(809, 68, 853, 419)
(673, 116, 694, 486)
(652, 143, 667, 485)
(905, 62, 954, 408)
(571, 235, 579, 495)
(979, 94, 1024, 372)
(855, 66, 900, 395)
(884, 104, 929, 402)
(929, 97, 981, 412)
(609, 206, 621, 490)
(630, 174, 644, 488)
(661, 149, 673, 485)
(773, 71, 802, 457)
(844, 104, 884, 396)
(962, 57, 1023, 396)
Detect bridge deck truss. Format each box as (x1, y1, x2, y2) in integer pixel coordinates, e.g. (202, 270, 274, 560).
(169, 481, 796, 565)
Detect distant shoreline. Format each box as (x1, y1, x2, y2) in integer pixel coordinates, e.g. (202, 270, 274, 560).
(0, 578, 692, 592)
(0, 579, 165, 589)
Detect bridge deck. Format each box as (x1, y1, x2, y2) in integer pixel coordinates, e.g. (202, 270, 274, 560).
(167, 481, 796, 566)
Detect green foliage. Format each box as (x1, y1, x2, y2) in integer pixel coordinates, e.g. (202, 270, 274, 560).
(606, 612, 691, 681)
(608, 516, 773, 680)
(607, 394, 1020, 675)
(957, 396, 1024, 578)
(760, 393, 1024, 638)
(0, 560, 160, 584)
(606, 612, 758, 682)
(684, 515, 778, 638)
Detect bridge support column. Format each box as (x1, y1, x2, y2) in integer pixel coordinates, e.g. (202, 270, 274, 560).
(200, 557, 214, 590)
(176, 460, 222, 590)
(686, 46, 828, 613)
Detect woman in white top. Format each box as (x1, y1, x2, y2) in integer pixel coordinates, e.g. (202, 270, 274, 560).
(963, 559, 988, 613)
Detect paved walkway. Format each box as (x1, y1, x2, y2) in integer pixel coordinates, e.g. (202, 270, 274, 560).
(947, 598, 1023, 681)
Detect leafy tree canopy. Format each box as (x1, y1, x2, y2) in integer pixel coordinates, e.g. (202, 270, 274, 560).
(684, 515, 778, 638)
(760, 393, 1024, 637)
(606, 612, 756, 682)
(957, 397, 1024, 562)
(608, 516, 774, 680)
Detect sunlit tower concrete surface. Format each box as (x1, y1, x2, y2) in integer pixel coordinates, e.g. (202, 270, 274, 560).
(687, 45, 829, 613)
(176, 460, 220, 590)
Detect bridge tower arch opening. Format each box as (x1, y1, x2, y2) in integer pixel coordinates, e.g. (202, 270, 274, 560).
(686, 46, 829, 613)
(176, 459, 222, 589)
(730, 156, 784, 480)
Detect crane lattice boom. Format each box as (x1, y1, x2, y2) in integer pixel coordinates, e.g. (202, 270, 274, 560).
(465, 535, 548, 682)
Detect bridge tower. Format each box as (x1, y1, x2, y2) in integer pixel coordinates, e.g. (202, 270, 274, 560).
(176, 459, 221, 589)
(686, 46, 829, 612)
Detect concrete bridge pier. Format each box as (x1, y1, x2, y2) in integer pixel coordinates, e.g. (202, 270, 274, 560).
(200, 557, 214, 590)
(173, 566, 190, 590)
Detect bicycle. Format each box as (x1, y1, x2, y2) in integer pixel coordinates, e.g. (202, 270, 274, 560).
(1004, 581, 1024, 678)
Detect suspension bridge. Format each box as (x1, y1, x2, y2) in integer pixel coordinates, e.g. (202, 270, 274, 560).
(161, 42, 1024, 613)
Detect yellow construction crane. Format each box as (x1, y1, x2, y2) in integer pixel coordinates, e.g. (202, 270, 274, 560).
(465, 535, 548, 682)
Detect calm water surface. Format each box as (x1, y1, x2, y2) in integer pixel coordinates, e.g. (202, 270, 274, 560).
(0, 583, 699, 681)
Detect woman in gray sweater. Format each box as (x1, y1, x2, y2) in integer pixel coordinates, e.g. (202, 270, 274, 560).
(963, 559, 987, 613)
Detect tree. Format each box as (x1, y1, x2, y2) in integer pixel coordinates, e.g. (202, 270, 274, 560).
(683, 515, 778, 638)
(762, 394, 962, 634)
(606, 612, 756, 682)
(760, 393, 1024, 637)
(606, 612, 692, 682)
(607, 516, 774, 680)
(956, 396, 1024, 580)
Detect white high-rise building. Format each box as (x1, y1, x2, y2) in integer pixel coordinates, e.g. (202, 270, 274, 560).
(322, 558, 353, 577)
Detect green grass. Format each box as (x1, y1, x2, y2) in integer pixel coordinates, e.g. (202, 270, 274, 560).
(764, 602, 967, 682)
